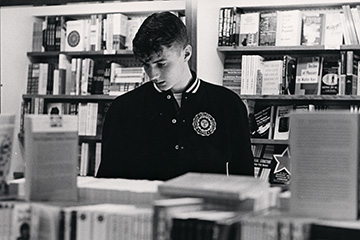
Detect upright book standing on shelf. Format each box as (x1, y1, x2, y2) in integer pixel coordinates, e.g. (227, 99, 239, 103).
(24, 114, 78, 201)
(301, 13, 325, 46)
(323, 12, 343, 49)
(65, 19, 86, 52)
(273, 105, 292, 140)
(239, 12, 260, 46)
(295, 56, 323, 95)
(290, 111, 360, 220)
(275, 10, 303, 46)
(262, 60, 283, 95)
(0, 114, 16, 197)
(259, 11, 277, 46)
(282, 55, 297, 94)
(320, 57, 340, 95)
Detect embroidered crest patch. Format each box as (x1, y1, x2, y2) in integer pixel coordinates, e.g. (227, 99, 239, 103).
(192, 112, 216, 136)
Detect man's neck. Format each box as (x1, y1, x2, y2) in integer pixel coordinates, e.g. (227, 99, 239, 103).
(171, 68, 193, 93)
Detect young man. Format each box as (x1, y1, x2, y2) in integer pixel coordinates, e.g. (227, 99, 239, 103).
(96, 12, 254, 180)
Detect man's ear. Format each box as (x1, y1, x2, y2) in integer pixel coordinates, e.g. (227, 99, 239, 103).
(184, 45, 192, 62)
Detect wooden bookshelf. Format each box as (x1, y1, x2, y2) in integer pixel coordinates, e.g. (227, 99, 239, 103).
(22, 94, 117, 101)
(250, 138, 288, 145)
(18, 0, 191, 178)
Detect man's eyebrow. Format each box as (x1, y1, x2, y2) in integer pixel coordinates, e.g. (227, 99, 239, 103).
(141, 58, 167, 64)
(153, 58, 167, 63)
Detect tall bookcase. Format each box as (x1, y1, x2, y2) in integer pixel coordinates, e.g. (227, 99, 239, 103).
(206, 0, 360, 182)
(17, 0, 188, 177)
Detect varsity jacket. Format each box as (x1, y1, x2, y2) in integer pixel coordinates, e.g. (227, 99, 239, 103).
(96, 73, 254, 180)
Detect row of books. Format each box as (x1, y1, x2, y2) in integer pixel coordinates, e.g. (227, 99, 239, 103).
(223, 51, 360, 96)
(4, 197, 360, 240)
(109, 62, 148, 96)
(249, 103, 360, 142)
(32, 14, 146, 53)
(252, 144, 290, 185)
(26, 55, 147, 96)
(21, 101, 111, 138)
(78, 142, 101, 177)
(0, 201, 153, 240)
(218, 5, 360, 47)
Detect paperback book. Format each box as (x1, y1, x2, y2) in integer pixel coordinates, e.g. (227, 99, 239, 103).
(24, 114, 78, 202)
(239, 12, 260, 46)
(301, 13, 325, 46)
(295, 57, 323, 95)
(290, 111, 360, 220)
(275, 10, 303, 46)
(259, 11, 277, 46)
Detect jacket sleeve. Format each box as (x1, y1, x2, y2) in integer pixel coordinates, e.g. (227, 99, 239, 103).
(228, 97, 254, 176)
(96, 101, 124, 178)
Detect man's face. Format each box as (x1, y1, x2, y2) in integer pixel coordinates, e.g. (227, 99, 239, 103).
(140, 44, 190, 92)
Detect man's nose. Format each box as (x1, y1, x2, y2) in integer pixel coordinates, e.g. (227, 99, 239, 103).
(146, 67, 160, 81)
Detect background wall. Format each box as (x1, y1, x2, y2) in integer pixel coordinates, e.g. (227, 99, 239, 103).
(1, 6, 33, 175)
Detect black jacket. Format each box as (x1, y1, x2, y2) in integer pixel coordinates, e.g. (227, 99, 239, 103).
(96, 74, 254, 180)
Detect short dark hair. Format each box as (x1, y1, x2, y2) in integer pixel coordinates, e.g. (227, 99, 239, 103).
(133, 11, 188, 59)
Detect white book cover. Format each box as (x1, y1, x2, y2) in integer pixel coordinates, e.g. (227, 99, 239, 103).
(290, 111, 360, 220)
(350, 8, 360, 45)
(78, 103, 88, 136)
(275, 10, 303, 46)
(262, 60, 283, 95)
(126, 17, 144, 50)
(38, 63, 48, 95)
(11, 203, 31, 240)
(80, 58, 89, 95)
(239, 12, 260, 46)
(52, 69, 60, 95)
(24, 114, 78, 202)
(112, 13, 128, 50)
(86, 102, 98, 136)
(65, 19, 86, 52)
(80, 142, 89, 176)
(106, 14, 114, 52)
(241, 55, 252, 94)
(323, 12, 343, 49)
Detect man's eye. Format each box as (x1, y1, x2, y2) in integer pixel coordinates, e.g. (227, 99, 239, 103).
(157, 62, 166, 68)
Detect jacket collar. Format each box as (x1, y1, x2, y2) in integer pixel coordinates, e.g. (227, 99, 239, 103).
(153, 71, 200, 94)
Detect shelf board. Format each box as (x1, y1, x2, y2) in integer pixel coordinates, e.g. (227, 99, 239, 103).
(29, 1, 185, 17)
(22, 94, 117, 101)
(240, 95, 360, 100)
(240, 95, 360, 105)
(23, 94, 360, 104)
(251, 138, 288, 145)
(27, 49, 136, 57)
(79, 135, 102, 142)
(19, 132, 101, 143)
(217, 45, 360, 56)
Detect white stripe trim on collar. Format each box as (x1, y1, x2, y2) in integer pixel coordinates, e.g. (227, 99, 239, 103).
(186, 77, 200, 93)
(153, 82, 162, 92)
(152, 77, 201, 93)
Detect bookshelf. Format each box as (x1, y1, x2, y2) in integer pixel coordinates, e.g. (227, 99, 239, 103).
(18, 0, 189, 177)
(203, 0, 360, 184)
